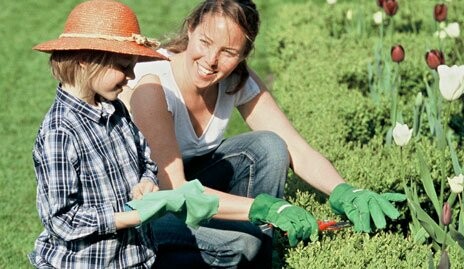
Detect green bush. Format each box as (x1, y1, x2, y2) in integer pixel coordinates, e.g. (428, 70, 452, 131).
(262, 1, 464, 267)
(285, 232, 464, 269)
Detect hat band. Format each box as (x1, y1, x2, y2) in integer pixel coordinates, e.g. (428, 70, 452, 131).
(59, 33, 160, 49)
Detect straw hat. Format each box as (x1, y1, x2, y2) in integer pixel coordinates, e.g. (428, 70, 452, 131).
(33, 0, 167, 61)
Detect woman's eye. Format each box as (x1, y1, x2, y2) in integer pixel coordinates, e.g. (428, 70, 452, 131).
(223, 50, 239, 57)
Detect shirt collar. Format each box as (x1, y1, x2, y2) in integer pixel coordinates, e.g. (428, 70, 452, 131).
(56, 86, 116, 123)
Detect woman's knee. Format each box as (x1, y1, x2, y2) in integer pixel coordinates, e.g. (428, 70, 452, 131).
(251, 131, 289, 166)
(203, 232, 263, 267)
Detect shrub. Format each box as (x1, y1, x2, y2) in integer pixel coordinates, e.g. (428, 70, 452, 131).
(263, 0, 464, 267)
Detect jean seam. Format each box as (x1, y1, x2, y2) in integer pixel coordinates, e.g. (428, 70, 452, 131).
(193, 151, 256, 197)
(198, 240, 238, 267)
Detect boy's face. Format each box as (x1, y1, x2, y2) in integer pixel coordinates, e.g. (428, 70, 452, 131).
(91, 55, 137, 101)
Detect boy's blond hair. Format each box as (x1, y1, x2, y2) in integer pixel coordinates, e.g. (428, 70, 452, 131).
(49, 50, 120, 96)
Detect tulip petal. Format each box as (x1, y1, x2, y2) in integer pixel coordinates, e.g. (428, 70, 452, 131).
(448, 174, 464, 194)
(392, 122, 413, 146)
(438, 65, 464, 101)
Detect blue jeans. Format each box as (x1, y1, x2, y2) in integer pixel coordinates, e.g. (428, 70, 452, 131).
(151, 131, 289, 268)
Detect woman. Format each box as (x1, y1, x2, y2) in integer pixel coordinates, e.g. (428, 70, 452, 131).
(125, 0, 405, 267)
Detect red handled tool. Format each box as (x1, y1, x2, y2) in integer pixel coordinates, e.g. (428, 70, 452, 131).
(317, 220, 351, 231)
(268, 220, 351, 235)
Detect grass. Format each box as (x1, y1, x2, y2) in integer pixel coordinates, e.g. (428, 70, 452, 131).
(0, 0, 303, 267)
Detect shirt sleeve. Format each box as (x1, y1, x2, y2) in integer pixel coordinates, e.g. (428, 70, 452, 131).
(234, 76, 261, 106)
(33, 128, 117, 241)
(136, 129, 159, 185)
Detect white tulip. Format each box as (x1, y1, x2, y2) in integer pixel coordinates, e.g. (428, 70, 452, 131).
(373, 11, 383, 25)
(346, 9, 353, 21)
(437, 65, 464, 101)
(444, 22, 460, 38)
(392, 122, 413, 147)
(327, 0, 337, 4)
(448, 174, 464, 193)
(434, 30, 448, 39)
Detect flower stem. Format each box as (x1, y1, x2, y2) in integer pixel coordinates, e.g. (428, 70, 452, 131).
(399, 147, 407, 189)
(439, 106, 452, 228)
(459, 193, 463, 233)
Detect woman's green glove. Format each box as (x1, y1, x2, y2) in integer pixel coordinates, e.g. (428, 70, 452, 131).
(249, 193, 318, 247)
(329, 183, 406, 232)
(125, 179, 219, 228)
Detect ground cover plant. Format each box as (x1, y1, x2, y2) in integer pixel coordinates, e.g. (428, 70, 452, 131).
(266, 0, 464, 268)
(2, 0, 464, 268)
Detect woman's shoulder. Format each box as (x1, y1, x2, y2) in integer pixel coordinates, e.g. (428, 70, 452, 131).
(128, 49, 172, 88)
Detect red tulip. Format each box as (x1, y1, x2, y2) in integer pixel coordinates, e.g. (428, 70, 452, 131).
(434, 4, 448, 22)
(425, 50, 445, 69)
(376, 0, 385, 8)
(441, 202, 451, 226)
(383, 0, 398, 16)
(391, 45, 405, 63)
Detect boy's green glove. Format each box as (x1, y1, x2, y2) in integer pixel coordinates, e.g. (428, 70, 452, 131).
(249, 193, 318, 247)
(329, 183, 406, 233)
(125, 179, 219, 228)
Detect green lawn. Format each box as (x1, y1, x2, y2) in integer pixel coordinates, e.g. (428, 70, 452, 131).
(0, 0, 301, 267)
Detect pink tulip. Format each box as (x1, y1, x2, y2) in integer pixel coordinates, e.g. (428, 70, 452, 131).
(441, 202, 451, 226)
(425, 50, 445, 70)
(434, 4, 448, 22)
(391, 45, 405, 63)
(383, 0, 398, 16)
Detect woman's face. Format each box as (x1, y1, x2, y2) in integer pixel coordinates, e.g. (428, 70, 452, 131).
(185, 13, 247, 89)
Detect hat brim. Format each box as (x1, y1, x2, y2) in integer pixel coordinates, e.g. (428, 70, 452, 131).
(33, 37, 168, 62)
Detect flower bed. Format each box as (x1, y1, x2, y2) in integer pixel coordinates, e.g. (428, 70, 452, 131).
(263, 1, 464, 267)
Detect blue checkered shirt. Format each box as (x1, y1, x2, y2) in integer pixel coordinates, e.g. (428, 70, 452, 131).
(29, 87, 158, 268)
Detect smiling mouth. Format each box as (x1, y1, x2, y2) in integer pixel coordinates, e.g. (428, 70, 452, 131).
(197, 63, 216, 76)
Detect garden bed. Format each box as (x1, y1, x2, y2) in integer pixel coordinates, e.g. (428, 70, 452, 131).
(263, 1, 464, 268)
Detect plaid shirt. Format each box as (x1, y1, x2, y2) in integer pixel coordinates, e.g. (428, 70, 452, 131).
(29, 87, 158, 268)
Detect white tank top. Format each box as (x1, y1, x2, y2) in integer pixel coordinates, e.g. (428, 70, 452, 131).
(127, 49, 260, 160)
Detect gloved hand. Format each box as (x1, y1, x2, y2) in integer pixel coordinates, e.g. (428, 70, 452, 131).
(125, 179, 219, 228)
(249, 193, 318, 247)
(329, 183, 406, 232)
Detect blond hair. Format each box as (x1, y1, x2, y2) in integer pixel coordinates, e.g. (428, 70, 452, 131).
(49, 50, 120, 96)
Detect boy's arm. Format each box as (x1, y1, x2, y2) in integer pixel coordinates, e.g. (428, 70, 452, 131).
(34, 129, 118, 241)
(114, 211, 141, 229)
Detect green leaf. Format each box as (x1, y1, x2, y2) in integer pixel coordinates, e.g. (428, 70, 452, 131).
(434, 120, 446, 150)
(424, 102, 436, 136)
(385, 126, 392, 146)
(428, 251, 434, 269)
(408, 199, 447, 245)
(411, 226, 428, 244)
(446, 192, 457, 209)
(446, 131, 462, 175)
(449, 227, 464, 249)
(416, 147, 441, 217)
(460, 207, 464, 234)
(413, 103, 422, 137)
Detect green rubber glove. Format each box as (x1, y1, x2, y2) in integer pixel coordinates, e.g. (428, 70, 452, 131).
(125, 179, 219, 228)
(249, 193, 318, 247)
(329, 183, 406, 232)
